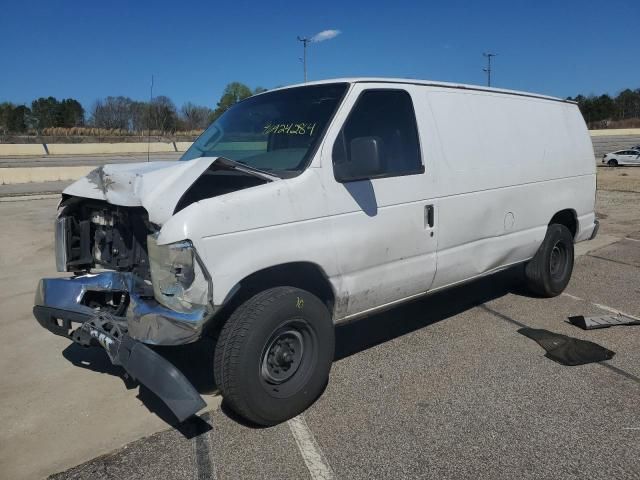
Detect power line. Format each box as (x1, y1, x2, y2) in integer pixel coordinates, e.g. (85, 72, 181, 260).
(483, 52, 497, 87)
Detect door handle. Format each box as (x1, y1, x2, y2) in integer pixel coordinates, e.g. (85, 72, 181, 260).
(425, 204, 434, 228)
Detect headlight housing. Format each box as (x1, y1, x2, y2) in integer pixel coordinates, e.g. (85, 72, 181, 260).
(147, 235, 211, 313)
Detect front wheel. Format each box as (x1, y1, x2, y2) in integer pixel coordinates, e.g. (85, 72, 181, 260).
(607, 159, 618, 167)
(524, 224, 574, 297)
(213, 287, 334, 426)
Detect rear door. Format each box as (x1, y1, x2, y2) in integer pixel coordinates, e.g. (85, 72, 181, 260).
(319, 84, 438, 318)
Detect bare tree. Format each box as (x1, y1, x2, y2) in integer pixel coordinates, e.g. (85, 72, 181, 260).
(91, 96, 133, 129)
(180, 102, 212, 130)
(129, 101, 149, 133)
(148, 96, 177, 133)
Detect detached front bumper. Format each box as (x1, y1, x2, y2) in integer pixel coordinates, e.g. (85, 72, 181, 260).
(33, 272, 209, 421)
(34, 271, 211, 345)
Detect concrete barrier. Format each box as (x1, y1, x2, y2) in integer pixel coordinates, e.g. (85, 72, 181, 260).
(0, 128, 637, 185)
(0, 129, 638, 158)
(176, 141, 194, 152)
(0, 166, 95, 185)
(0, 144, 47, 156)
(0, 142, 193, 157)
(46, 142, 178, 155)
(590, 128, 640, 137)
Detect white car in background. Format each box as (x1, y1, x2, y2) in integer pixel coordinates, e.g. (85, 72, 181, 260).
(602, 149, 640, 166)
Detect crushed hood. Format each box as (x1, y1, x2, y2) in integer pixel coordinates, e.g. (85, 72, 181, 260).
(63, 157, 276, 224)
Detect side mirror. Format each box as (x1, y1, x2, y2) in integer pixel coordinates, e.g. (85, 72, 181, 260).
(334, 136, 384, 182)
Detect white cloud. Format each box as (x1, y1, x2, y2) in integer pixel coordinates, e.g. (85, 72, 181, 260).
(311, 29, 341, 43)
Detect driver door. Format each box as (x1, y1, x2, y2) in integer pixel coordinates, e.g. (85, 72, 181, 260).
(320, 85, 438, 319)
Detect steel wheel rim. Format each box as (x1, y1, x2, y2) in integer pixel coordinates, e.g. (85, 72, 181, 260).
(550, 241, 567, 279)
(258, 318, 317, 398)
(261, 328, 305, 384)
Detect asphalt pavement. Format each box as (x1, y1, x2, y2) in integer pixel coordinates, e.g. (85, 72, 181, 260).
(0, 181, 72, 197)
(1, 189, 639, 479)
(50, 237, 640, 480)
(591, 134, 640, 158)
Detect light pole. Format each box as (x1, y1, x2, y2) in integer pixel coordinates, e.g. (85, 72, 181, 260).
(297, 36, 311, 82)
(147, 74, 154, 162)
(483, 52, 497, 87)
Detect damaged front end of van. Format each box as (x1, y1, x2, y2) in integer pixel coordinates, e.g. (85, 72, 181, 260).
(33, 157, 275, 422)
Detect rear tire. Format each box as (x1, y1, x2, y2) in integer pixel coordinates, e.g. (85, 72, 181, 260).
(524, 224, 574, 297)
(608, 159, 618, 167)
(213, 287, 334, 426)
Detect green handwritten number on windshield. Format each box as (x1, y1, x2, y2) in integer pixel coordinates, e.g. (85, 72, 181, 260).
(263, 122, 317, 136)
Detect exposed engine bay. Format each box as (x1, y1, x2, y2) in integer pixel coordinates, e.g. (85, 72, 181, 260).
(57, 164, 271, 279)
(175, 169, 268, 213)
(56, 197, 157, 279)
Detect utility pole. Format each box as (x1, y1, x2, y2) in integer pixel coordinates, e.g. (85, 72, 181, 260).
(297, 36, 311, 82)
(147, 74, 154, 162)
(483, 52, 497, 87)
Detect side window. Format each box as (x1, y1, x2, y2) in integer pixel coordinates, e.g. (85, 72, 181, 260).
(333, 89, 423, 181)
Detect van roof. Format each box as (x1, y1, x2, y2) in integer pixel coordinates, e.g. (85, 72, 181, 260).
(272, 77, 575, 104)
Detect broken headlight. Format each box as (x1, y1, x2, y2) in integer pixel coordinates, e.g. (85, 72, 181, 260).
(147, 235, 211, 313)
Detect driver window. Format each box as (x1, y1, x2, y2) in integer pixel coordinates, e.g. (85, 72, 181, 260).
(333, 89, 423, 181)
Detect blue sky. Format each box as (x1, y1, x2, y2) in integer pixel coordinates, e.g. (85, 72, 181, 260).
(1, 0, 638, 111)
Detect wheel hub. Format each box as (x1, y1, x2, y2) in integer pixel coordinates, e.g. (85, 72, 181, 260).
(261, 329, 304, 384)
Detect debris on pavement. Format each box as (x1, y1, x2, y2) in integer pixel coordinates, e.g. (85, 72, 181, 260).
(518, 327, 615, 366)
(568, 313, 640, 330)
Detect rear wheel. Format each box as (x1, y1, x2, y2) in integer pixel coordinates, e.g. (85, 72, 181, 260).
(524, 224, 574, 297)
(213, 287, 334, 426)
(607, 159, 618, 167)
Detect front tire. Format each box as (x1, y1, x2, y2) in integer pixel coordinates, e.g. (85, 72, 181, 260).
(525, 224, 574, 297)
(608, 159, 618, 167)
(213, 287, 334, 426)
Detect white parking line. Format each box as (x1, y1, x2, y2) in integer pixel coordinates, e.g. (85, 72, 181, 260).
(561, 293, 583, 302)
(561, 293, 640, 321)
(288, 415, 336, 480)
(625, 237, 640, 243)
(591, 302, 640, 321)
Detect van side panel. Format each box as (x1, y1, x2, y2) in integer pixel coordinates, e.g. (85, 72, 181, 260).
(424, 88, 595, 290)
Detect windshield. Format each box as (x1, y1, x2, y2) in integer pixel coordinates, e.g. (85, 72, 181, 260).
(181, 83, 348, 176)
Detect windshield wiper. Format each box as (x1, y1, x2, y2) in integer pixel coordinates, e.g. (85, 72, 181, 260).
(215, 157, 281, 180)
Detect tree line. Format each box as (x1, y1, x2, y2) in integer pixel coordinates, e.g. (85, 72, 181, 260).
(0, 82, 266, 135)
(0, 97, 84, 133)
(3, 83, 638, 135)
(89, 83, 266, 133)
(0, 95, 213, 135)
(567, 88, 640, 127)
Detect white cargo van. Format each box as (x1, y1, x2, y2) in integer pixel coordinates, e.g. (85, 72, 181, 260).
(34, 78, 598, 425)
